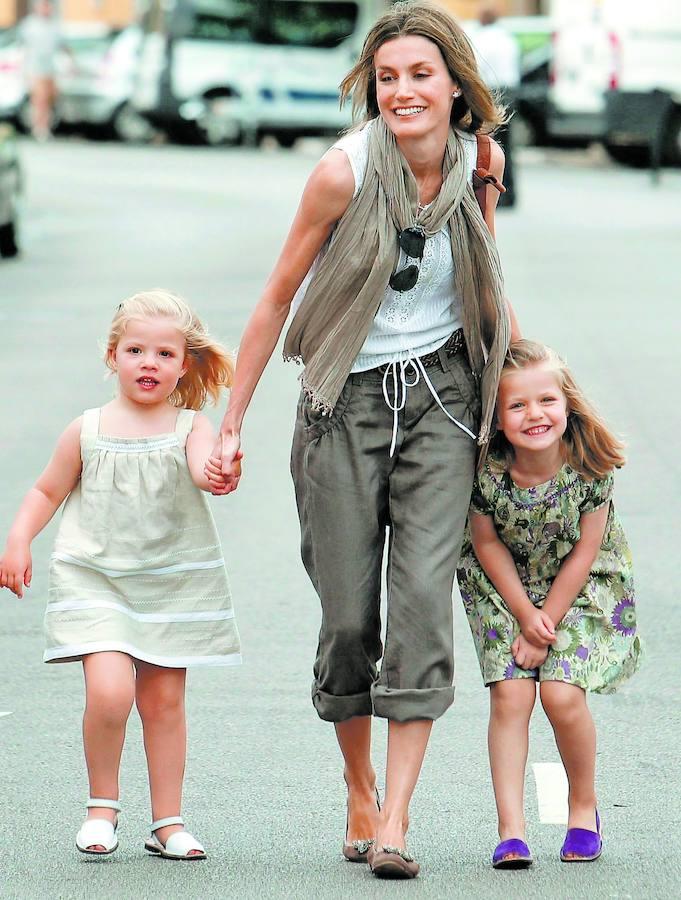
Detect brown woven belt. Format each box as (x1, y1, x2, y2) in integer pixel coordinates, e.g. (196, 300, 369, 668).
(375, 328, 466, 374)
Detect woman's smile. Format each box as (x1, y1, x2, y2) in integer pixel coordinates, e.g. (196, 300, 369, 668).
(374, 35, 457, 139)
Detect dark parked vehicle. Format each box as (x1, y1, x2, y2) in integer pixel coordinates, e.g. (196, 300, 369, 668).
(0, 123, 21, 258)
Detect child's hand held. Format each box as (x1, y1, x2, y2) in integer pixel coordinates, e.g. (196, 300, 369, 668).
(0, 542, 32, 598)
(206, 433, 243, 495)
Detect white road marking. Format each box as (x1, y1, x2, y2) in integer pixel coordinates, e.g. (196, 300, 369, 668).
(532, 762, 569, 824)
(0, 711, 13, 718)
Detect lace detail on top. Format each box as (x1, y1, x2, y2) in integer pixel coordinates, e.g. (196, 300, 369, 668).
(291, 122, 479, 370)
(382, 224, 453, 329)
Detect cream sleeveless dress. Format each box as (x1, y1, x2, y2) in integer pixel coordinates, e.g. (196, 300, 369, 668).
(44, 407, 241, 668)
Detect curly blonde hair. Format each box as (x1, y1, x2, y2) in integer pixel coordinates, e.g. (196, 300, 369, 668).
(105, 289, 234, 410)
(490, 340, 626, 480)
(340, 0, 506, 133)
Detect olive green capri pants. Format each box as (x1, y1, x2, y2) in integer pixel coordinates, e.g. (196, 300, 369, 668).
(290, 345, 480, 723)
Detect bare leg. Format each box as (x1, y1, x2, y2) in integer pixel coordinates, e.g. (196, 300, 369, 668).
(375, 719, 432, 850)
(335, 717, 379, 842)
(30, 77, 54, 139)
(81, 652, 136, 848)
(540, 681, 598, 853)
(135, 662, 200, 852)
(488, 679, 536, 858)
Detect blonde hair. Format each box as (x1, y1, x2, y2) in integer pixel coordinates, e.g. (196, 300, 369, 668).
(491, 340, 626, 480)
(340, 0, 506, 133)
(105, 289, 234, 410)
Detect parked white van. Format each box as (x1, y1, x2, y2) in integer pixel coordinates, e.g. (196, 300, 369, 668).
(132, 0, 383, 145)
(549, 0, 681, 165)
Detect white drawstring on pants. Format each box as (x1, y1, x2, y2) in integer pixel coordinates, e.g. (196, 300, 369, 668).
(381, 354, 477, 458)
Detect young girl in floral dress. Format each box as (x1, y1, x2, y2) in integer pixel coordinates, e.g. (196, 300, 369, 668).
(457, 339, 641, 869)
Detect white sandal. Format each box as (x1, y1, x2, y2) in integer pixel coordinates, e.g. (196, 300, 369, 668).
(144, 816, 207, 861)
(76, 798, 120, 855)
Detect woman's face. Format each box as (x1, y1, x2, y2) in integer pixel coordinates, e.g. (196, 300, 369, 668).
(374, 35, 458, 139)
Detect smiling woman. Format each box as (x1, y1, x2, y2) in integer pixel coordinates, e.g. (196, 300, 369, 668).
(210, 0, 518, 879)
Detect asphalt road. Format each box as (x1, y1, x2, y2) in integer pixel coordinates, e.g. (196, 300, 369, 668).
(0, 137, 679, 900)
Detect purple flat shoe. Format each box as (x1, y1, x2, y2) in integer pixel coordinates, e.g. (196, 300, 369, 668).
(492, 838, 533, 869)
(560, 810, 602, 862)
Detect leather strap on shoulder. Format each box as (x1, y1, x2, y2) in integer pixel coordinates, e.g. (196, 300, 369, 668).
(473, 133, 506, 219)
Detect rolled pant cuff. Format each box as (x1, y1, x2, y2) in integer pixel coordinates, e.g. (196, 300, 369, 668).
(312, 685, 374, 722)
(371, 685, 455, 722)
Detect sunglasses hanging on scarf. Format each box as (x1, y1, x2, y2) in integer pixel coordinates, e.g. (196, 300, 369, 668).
(389, 225, 426, 292)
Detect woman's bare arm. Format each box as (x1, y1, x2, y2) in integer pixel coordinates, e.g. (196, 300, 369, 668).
(206, 150, 355, 493)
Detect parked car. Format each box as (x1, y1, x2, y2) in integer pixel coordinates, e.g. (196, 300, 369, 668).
(0, 23, 151, 142)
(514, 42, 551, 147)
(0, 28, 25, 122)
(548, 0, 681, 165)
(132, 0, 383, 145)
(0, 123, 21, 258)
(58, 26, 155, 142)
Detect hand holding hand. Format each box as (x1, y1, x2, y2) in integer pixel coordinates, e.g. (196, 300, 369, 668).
(0, 542, 32, 598)
(205, 432, 243, 495)
(519, 607, 556, 647)
(512, 633, 549, 670)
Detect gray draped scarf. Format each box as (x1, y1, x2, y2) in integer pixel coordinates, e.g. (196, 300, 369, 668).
(283, 116, 510, 450)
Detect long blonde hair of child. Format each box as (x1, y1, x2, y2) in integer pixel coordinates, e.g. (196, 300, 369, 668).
(105, 289, 234, 410)
(490, 339, 626, 480)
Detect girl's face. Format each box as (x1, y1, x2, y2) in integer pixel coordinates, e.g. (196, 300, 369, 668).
(374, 35, 458, 139)
(110, 316, 187, 406)
(496, 363, 568, 455)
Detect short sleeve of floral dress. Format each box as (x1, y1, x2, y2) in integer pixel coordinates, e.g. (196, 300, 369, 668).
(457, 456, 642, 693)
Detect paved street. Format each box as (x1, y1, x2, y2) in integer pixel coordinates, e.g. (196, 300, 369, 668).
(1, 137, 680, 899)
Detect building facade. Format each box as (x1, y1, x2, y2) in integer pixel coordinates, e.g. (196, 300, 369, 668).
(0, 0, 546, 31)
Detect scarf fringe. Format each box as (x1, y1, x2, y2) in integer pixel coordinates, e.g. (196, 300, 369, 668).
(300, 371, 333, 414)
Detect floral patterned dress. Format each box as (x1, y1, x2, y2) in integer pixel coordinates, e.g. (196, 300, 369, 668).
(457, 456, 641, 693)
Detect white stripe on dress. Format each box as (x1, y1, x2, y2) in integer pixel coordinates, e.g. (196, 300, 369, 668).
(43, 641, 242, 667)
(94, 437, 179, 452)
(51, 552, 225, 578)
(46, 598, 235, 623)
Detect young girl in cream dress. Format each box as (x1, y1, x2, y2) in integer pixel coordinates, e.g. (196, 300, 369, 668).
(0, 290, 241, 860)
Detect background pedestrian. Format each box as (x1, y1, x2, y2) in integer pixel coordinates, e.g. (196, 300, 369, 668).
(17, 0, 69, 141)
(469, 3, 520, 206)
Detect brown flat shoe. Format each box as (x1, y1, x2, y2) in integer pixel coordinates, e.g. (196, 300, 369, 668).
(342, 787, 381, 863)
(343, 837, 374, 862)
(368, 845, 420, 879)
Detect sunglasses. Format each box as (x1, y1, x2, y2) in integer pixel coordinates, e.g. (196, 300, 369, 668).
(389, 226, 426, 292)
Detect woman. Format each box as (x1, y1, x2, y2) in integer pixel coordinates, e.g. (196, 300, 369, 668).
(18, 0, 69, 141)
(208, 1, 520, 878)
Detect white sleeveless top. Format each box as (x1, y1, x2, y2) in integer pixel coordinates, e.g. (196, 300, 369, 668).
(292, 120, 478, 372)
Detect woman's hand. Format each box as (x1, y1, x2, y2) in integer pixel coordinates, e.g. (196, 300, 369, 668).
(0, 541, 32, 598)
(205, 433, 243, 495)
(512, 633, 548, 670)
(518, 607, 556, 647)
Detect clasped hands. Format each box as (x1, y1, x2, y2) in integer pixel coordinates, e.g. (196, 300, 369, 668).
(204, 432, 243, 496)
(512, 607, 556, 671)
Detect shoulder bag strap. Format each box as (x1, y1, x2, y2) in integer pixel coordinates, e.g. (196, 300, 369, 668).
(473, 133, 506, 220)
